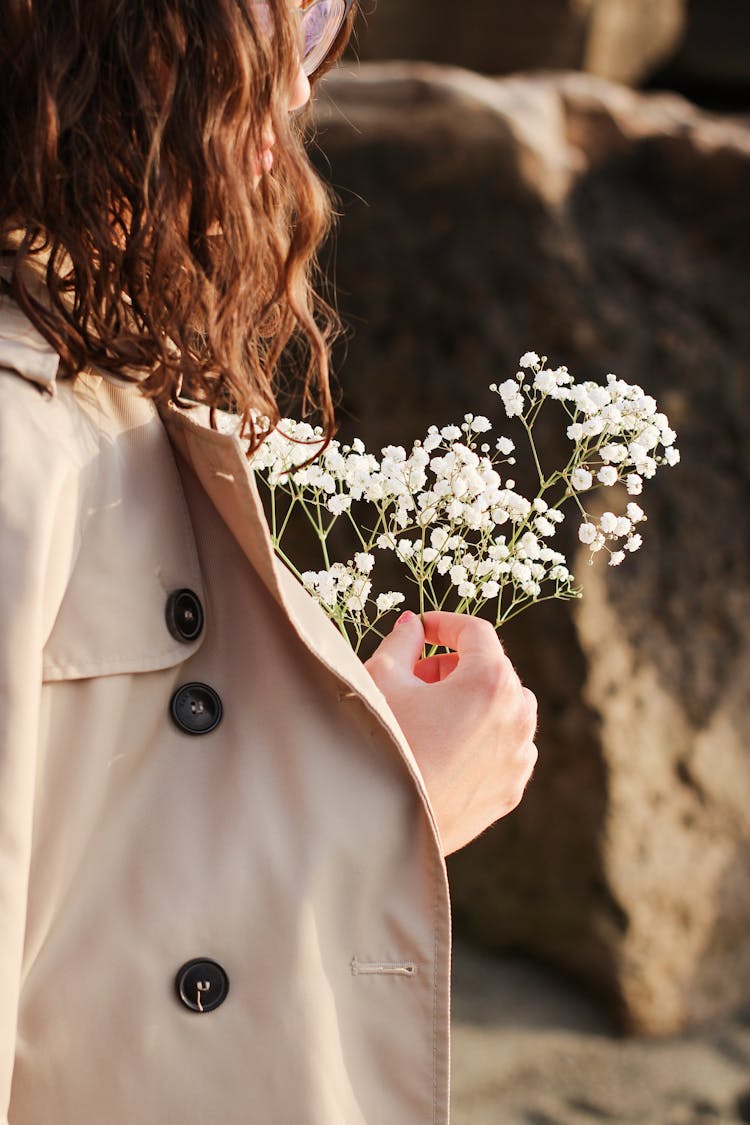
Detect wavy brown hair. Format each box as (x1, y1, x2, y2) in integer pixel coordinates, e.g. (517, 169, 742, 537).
(0, 0, 357, 446)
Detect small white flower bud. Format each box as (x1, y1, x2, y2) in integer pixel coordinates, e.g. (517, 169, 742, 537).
(626, 502, 646, 524)
(534, 517, 555, 538)
(571, 469, 593, 491)
(376, 592, 405, 614)
(495, 437, 515, 455)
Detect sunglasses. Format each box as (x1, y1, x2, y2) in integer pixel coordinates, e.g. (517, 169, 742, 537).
(252, 0, 355, 78)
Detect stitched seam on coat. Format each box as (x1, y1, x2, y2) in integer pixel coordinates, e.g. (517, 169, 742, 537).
(350, 958, 417, 977)
(42, 644, 192, 680)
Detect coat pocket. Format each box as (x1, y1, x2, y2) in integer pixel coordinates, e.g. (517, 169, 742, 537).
(42, 402, 207, 682)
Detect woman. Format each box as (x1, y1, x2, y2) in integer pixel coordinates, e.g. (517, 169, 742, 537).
(0, 2, 537, 1122)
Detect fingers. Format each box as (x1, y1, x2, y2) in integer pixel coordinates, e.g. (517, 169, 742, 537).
(367, 610, 527, 705)
(414, 651, 460, 684)
(522, 687, 538, 741)
(518, 738, 539, 794)
(420, 611, 504, 663)
(501, 741, 539, 819)
(419, 612, 515, 700)
(365, 611, 426, 682)
(502, 688, 538, 762)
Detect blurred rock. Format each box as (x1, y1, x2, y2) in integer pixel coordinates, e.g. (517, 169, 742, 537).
(583, 0, 686, 85)
(651, 0, 750, 103)
(353, 0, 687, 85)
(352, 0, 750, 96)
(311, 62, 750, 1034)
(353, 0, 594, 75)
(450, 943, 750, 1124)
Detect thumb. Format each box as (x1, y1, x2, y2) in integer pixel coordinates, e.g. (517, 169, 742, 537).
(365, 611, 425, 682)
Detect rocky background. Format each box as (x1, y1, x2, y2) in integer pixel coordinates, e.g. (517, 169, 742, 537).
(450, 939, 750, 1124)
(350, 0, 750, 109)
(307, 7, 750, 1121)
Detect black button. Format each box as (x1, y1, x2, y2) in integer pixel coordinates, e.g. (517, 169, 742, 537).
(175, 958, 229, 1014)
(170, 683, 223, 735)
(165, 589, 204, 643)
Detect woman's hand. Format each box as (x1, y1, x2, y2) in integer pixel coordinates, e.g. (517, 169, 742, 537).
(365, 610, 538, 856)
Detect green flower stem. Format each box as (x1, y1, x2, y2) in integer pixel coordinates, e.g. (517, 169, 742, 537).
(270, 486, 278, 542)
(522, 417, 546, 489)
(276, 494, 299, 545)
(272, 543, 308, 587)
(345, 512, 371, 552)
(499, 590, 580, 625)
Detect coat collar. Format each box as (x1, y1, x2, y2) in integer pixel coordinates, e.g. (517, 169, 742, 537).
(0, 261, 61, 392)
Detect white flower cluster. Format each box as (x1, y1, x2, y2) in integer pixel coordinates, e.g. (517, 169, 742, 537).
(492, 354, 679, 567)
(248, 354, 679, 651)
(300, 555, 405, 618)
(578, 503, 646, 566)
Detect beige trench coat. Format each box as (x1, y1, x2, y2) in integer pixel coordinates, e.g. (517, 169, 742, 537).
(0, 293, 452, 1124)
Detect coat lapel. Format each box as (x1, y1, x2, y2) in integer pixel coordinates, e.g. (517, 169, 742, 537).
(160, 402, 441, 839)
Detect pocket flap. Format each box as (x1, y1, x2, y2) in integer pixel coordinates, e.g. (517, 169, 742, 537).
(42, 384, 206, 681)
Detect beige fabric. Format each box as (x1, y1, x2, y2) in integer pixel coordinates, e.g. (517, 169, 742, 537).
(0, 296, 451, 1124)
(0, 296, 59, 392)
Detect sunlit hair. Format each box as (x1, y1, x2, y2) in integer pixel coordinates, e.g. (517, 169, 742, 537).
(0, 0, 357, 447)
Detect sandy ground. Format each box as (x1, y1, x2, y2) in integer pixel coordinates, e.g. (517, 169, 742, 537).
(450, 942, 750, 1125)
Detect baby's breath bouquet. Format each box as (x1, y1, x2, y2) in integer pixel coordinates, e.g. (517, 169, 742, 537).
(245, 354, 679, 653)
